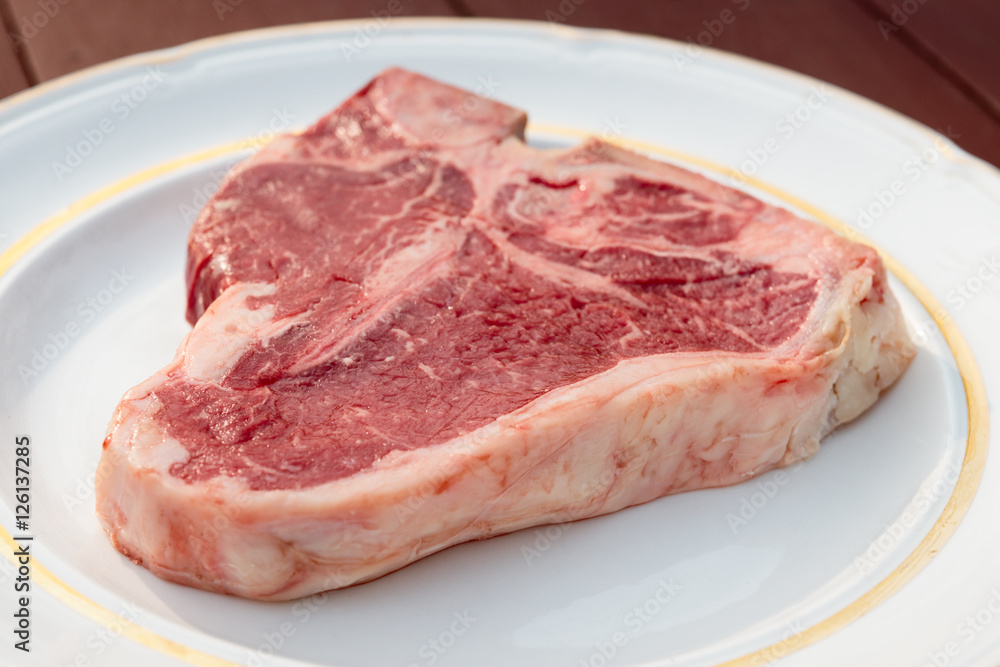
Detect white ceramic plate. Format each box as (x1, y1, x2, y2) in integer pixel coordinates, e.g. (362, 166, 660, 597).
(0, 19, 996, 667)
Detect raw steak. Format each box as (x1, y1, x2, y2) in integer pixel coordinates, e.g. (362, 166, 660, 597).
(96, 68, 915, 600)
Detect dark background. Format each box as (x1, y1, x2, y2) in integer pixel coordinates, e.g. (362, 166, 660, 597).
(1, 0, 997, 168)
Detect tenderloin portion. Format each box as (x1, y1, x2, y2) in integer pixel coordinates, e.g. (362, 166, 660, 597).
(96, 68, 915, 600)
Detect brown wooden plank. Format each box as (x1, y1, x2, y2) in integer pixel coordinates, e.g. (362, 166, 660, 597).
(0, 7, 30, 98)
(459, 0, 1000, 168)
(862, 0, 1000, 118)
(3, 0, 455, 82)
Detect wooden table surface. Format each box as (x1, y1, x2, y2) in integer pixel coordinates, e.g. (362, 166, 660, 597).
(0, 0, 997, 168)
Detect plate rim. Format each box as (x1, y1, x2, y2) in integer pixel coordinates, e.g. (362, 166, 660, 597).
(1, 16, 998, 182)
(0, 17, 991, 667)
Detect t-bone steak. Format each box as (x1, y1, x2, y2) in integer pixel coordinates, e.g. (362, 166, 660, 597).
(96, 68, 916, 600)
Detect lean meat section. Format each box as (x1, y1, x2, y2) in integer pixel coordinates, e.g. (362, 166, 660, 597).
(96, 68, 915, 600)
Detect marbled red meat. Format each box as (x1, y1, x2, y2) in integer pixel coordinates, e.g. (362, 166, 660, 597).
(97, 68, 915, 600)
